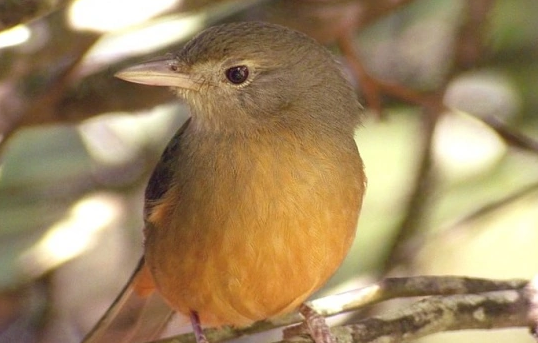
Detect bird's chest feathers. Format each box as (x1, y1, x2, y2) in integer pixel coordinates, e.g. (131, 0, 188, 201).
(173, 133, 334, 236)
(147, 130, 359, 262)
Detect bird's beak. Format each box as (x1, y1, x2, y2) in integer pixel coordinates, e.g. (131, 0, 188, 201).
(115, 56, 201, 91)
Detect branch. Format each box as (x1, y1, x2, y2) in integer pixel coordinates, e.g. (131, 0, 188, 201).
(148, 276, 529, 343)
(280, 289, 530, 343)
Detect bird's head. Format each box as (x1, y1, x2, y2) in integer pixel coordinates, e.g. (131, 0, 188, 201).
(116, 21, 361, 136)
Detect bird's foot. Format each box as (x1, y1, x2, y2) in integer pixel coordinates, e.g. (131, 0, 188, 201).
(299, 303, 337, 343)
(190, 311, 209, 343)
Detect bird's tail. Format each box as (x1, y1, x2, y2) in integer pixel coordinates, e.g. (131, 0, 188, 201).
(81, 257, 174, 343)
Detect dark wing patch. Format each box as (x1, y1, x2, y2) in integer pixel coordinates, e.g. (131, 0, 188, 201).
(144, 118, 191, 220)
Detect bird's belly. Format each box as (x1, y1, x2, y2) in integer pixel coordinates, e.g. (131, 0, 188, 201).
(149, 207, 358, 326)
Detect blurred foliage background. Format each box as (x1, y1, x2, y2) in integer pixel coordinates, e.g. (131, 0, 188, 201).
(0, 0, 537, 342)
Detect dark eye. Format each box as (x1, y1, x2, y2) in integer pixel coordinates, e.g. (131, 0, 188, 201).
(225, 66, 249, 84)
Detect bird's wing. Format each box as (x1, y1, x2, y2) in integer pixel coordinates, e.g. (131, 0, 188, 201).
(82, 118, 192, 343)
(144, 117, 191, 219)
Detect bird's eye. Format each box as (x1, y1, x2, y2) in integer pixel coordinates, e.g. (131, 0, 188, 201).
(225, 66, 249, 84)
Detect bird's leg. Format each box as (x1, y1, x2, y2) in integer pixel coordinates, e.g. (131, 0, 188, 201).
(190, 311, 209, 343)
(299, 303, 336, 343)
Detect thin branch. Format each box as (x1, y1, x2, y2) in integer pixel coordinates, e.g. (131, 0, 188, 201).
(354, 0, 419, 31)
(338, 33, 438, 117)
(379, 104, 441, 273)
(480, 115, 538, 154)
(447, 181, 538, 230)
(453, 0, 496, 70)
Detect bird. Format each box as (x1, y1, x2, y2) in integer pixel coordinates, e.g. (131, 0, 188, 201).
(83, 21, 366, 343)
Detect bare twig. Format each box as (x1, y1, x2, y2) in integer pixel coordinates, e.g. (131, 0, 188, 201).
(448, 181, 538, 230)
(480, 116, 538, 154)
(453, 0, 496, 70)
(338, 33, 438, 117)
(379, 104, 442, 273)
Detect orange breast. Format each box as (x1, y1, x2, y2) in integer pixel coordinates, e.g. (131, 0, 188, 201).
(145, 132, 365, 327)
